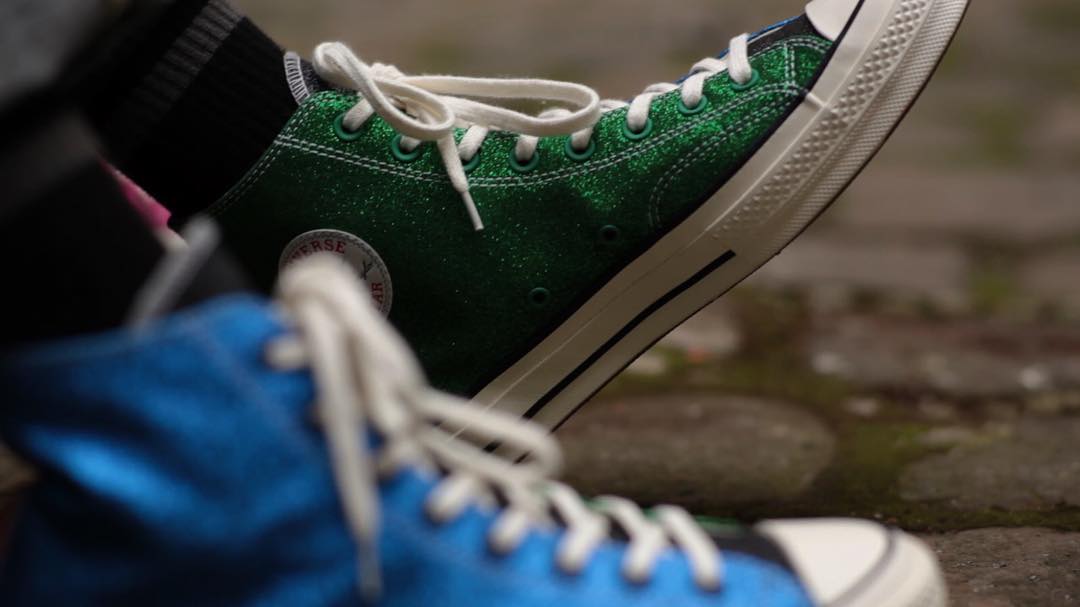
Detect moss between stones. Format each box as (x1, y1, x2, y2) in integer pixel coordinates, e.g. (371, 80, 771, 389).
(594, 286, 1080, 532)
(605, 362, 1080, 531)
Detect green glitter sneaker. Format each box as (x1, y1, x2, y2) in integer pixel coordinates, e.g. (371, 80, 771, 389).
(210, 0, 969, 428)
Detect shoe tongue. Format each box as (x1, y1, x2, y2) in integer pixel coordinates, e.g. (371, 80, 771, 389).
(284, 51, 329, 105)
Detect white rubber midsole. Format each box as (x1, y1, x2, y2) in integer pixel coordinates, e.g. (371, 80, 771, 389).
(758, 520, 947, 607)
(473, 0, 970, 429)
(831, 532, 947, 607)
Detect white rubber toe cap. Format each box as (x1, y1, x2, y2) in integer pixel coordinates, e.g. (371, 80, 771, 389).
(806, 0, 861, 41)
(757, 519, 947, 607)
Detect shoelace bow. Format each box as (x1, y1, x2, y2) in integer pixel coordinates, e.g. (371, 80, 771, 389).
(267, 256, 725, 601)
(313, 34, 752, 232)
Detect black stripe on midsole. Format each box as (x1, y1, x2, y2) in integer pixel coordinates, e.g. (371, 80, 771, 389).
(523, 249, 737, 420)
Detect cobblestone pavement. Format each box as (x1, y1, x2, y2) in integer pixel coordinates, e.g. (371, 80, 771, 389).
(924, 529, 1080, 606)
(2, 0, 1077, 604)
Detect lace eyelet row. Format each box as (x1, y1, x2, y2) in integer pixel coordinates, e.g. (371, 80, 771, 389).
(331, 67, 763, 173)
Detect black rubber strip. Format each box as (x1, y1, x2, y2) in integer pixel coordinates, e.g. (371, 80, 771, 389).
(523, 249, 737, 420)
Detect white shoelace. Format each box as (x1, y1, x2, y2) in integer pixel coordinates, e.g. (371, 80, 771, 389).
(313, 35, 752, 232)
(267, 255, 724, 600)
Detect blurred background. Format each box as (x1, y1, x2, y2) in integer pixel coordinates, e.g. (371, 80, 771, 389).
(248, 0, 1080, 602)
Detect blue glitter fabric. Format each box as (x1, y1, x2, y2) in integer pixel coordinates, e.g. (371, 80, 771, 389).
(0, 296, 812, 606)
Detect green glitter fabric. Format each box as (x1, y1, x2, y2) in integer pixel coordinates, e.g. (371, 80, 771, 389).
(209, 34, 831, 395)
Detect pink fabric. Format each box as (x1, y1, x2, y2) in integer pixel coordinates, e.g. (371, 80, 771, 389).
(111, 167, 171, 229)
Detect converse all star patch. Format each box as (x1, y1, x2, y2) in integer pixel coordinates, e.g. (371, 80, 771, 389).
(280, 229, 393, 315)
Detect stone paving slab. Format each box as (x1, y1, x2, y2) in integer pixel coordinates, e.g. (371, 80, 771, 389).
(562, 290, 1080, 529)
(751, 235, 970, 310)
(827, 170, 1080, 246)
(558, 394, 834, 508)
(656, 301, 741, 360)
(925, 528, 1080, 606)
(901, 416, 1080, 512)
(1021, 249, 1080, 313)
(805, 314, 1080, 399)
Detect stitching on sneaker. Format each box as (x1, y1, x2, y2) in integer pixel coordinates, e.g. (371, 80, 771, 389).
(648, 40, 805, 228)
(647, 101, 794, 229)
(210, 37, 829, 216)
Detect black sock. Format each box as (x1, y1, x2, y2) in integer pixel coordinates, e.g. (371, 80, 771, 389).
(81, 0, 323, 226)
(0, 111, 253, 347)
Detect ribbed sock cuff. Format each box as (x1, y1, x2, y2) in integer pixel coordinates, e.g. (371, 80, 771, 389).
(92, 0, 242, 157)
(84, 0, 298, 223)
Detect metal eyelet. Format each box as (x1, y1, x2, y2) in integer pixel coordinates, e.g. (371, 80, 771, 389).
(677, 96, 710, 117)
(564, 137, 597, 162)
(391, 134, 424, 162)
(529, 287, 551, 308)
(462, 150, 482, 173)
(509, 149, 541, 173)
(621, 117, 654, 142)
(333, 112, 365, 141)
(598, 224, 621, 243)
(730, 68, 762, 92)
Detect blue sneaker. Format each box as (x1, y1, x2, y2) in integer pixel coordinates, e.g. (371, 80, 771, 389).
(0, 255, 945, 606)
